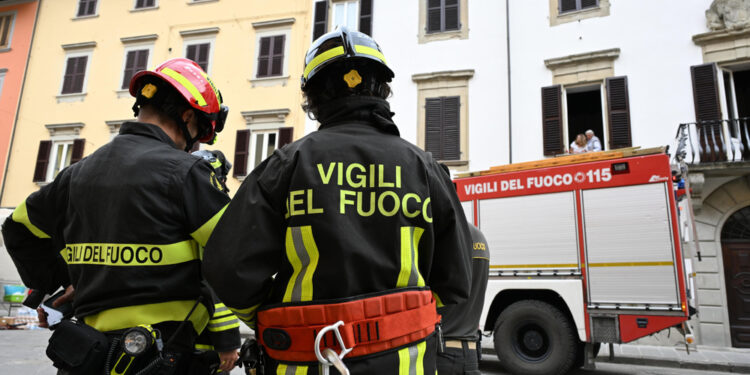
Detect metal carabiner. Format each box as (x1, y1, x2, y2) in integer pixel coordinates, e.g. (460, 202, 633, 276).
(314, 321, 352, 375)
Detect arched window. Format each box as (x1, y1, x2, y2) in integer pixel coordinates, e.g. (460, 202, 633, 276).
(722, 206, 750, 240)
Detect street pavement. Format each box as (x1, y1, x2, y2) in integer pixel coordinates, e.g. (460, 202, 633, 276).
(2, 329, 750, 374)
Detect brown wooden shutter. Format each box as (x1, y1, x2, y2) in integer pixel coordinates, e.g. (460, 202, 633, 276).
(541, 85, 563, 156)
(271, 35, 285, 76)
(70, 139, 85, 164)
(691, 63, 725, 161)
(427, 0, 441, 33)
(425, 98, 443, 157)
(196, 44, 209, 72)
(313, 1, 328, 41)
(606, 76, 632, 150)
(0, 15, 12, 48)
(442, 96, 460, 160)
(581, 0, 598, 8)
(122, 50, 148, 89)
(444, 0, 459, 31)
(136, 0, 154, 8)
(278, 127, 294, 148)
(257, 37, 271, 77)
(77, 0, 97, 17)
(359, 0, 373, 36)
(33, 141, 52, 182)
(62, 56, 87, 94)
(234, 130, 250, 177)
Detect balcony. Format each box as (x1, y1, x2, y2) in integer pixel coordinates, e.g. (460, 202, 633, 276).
(674, 119, 750, 170)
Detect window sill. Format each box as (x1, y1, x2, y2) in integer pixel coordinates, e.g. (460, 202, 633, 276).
(0, 48, 10, 53)
(439, 159, 468, 167)
(34, 181, 50, 187)
(187, 0, 218, 4)
(235, 175, 247, 182)
(72, 14, 99, 21)
(130, 6, 159, 13)
(56, 93, 87, 103)
(115, 89, 131, 99)
(249, 75, 289, 88)
(419, 29, 468, 44)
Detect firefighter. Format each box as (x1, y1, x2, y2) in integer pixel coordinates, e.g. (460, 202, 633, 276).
(193, 287, 242, 374)
(436, 222, 490, 375)
(193, 150, 232, 193)
(2, 57, 229, 374)
(203, 27, 473, 374)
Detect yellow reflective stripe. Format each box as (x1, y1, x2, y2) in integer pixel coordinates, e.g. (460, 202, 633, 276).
(210, 315, 238, 325)
(432, 291, 444, 308)
(214, 303, 226, 309)
(398, 346, 410, 375)
(283, 226, 320, 303)
(397, 227, 425, 288)
(416, 341, 426, 375)
(277, 364, 307, 375)
(161, 67, 207, 106)
(210, 159, 223, 169)
(60, 241, 200, 266)
(111, 353, 135, 375)
(354, 45, 387, 65)
(11, 200, 50, 238)
(83, 300, 209, 333)
(303, 46, 345, 79)
(589, 261, 674, 267)
(208, 321, 240, 332)
(490, 263, 579, 269)
(195, 344, 214, 351)
(191, 204, 228, 247)
(229, 303, 260, 329)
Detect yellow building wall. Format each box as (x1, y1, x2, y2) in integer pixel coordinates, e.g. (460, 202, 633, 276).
(2, 0, 311, 206)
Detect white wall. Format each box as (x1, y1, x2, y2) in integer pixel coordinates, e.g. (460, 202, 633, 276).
(0, 209, 22, 284)
(509, 1, 708, 163)
(305, 0, 510, 173)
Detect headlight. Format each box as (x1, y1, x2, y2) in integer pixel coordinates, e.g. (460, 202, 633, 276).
(122, 326, 154, 356)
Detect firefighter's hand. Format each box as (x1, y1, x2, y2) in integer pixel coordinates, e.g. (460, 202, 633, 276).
(37, 285, 75, 328)
(218, 350, 239, 372)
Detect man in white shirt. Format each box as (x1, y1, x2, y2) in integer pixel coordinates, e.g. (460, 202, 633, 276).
(586, 129, 602, 152)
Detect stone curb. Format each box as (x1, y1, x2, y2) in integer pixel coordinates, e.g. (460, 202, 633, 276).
(595, 355, 750, 374)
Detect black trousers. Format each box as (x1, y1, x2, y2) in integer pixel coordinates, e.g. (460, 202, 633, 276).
(436, 340, 480, 375)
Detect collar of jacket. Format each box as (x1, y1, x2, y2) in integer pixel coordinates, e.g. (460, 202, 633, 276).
(119, 121, 179, 149)
(317, 96, 400, 136)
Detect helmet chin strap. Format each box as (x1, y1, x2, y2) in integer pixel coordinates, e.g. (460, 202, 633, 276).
(174, 113, 202, 152)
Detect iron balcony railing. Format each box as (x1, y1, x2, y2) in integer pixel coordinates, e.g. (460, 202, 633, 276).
(673, 118, 750, 164)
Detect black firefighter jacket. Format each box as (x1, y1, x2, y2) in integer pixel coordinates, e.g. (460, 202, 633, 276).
(2, 122, 230, 340)
(203, 97, 473, 333)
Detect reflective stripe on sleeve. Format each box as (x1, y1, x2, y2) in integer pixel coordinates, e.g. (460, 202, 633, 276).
(229, 303, 261, 330)
(83, 300, 209, 333)
(60, 240, 200, 266)
(161, 68, 207, 106)
(432, 291, 444, 308)
(207, 314, 240, 332)
(195, 344, 214, 351)
(396, 227, 425, 288)
(283, 226, 320, 303)
(277, 364, 308, 375)
(191, 204, 228, 248)
(11, 200, 50, 239)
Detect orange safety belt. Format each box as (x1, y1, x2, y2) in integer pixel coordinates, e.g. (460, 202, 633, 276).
(257, 288, 440, 363)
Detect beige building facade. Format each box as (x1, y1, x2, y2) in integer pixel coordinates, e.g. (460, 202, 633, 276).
(1, 0, 312, 206)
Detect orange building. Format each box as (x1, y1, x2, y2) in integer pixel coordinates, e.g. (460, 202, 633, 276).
(0, 0, 38, 201)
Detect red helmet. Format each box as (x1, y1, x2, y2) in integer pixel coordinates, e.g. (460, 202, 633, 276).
(129, 58, 228, 144)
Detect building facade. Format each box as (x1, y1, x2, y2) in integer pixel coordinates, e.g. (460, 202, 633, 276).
(0, 0, 312, 206)
(0, 0, 38, 201)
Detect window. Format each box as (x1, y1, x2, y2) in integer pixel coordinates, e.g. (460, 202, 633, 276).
(312, 0, 373, 40)
(413, 69, 473, 169)
(235, 109, 293, 177)
(0, 69, 5, 100)
(34, 123, 85, 183)
(256, 36, 285, 78)
(418, 0, 467, 43)
(427, 0, 459, 33)
(121, 48, 150, 89)
(425, 96, 460, 160)
(185, 42, 210, 72)
(0, 13, 15, 50)
(134, 0, 156, 9)
(76, 0, 97, 17)
(559, 0, 598, 14)
(61, 55, 89, 94)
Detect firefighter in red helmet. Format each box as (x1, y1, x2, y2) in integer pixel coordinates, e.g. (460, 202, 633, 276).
(2, 58, 231, 374)
(203, 28, 473, 374)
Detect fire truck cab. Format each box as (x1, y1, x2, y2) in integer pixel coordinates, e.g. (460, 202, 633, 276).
(453, 150, 693, 374)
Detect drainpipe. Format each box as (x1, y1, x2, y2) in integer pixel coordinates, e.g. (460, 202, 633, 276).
(506, 0, 512, 164)
(0, 0, 42, 206)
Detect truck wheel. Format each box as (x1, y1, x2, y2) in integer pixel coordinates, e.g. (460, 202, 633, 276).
(493, 300, 577, 375)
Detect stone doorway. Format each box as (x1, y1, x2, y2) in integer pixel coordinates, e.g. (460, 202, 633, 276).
(721, 205, 750, 348)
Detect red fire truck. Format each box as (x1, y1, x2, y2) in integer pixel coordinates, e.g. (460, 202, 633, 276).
(453, 150, 694, 374)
